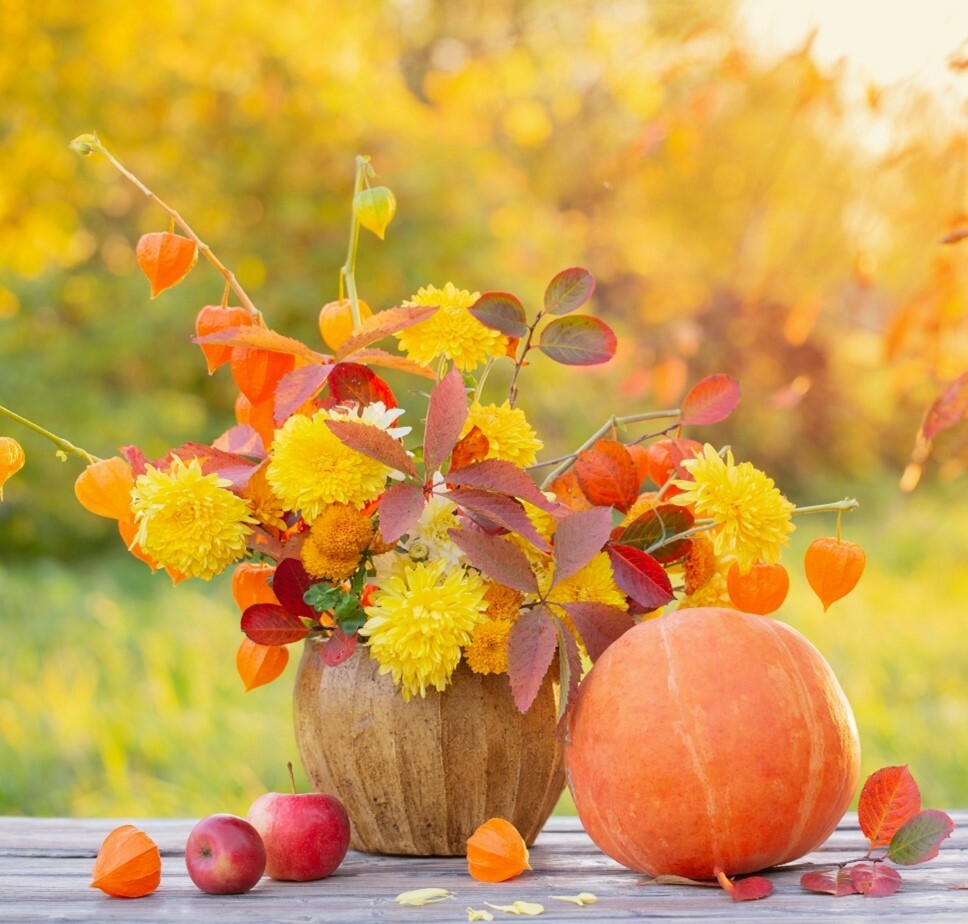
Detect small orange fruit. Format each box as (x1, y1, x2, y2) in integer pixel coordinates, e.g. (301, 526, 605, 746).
(318, 298, 372, 352)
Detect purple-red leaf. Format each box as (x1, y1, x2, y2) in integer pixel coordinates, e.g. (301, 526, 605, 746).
(448, 527, 539, 595)
(162, 442, 259, 491)
(212, 424, 266, 458)
(886, 810, 956, 866)
(573, 439, 639, 512)
(537, 315, 617, 366)
(679, 374, 741, 426)
(378, 482, 426, 544)
(274, 363, 333, 423)
(507, 604, 559, 714)
(922, 371, 968, 440)
(552, 615, 582, 723)
(800, 867, 860, 897)
(617, 505, 694, 562)
(715, 870, 773, 901)
(327, 362, 398, 410)
(334, 304, 437, 360)
(606, 543, 675, 610)
(552, 506, 614, 584)
(447, 459, 556, 511)
(445, 488, 550, 552)
(858, 765, 922, 848)
(241, 604, 310, 645)
(469, 292, 529, 338)
(558, 601, 635, 661)
(544, 267, 595, 316)
(423, 367, 469, 473)
(272, 557, 317, 619)
(849, 862, 903, 897)
(321, 628, 358, 666)
(325, 418, 417, 478)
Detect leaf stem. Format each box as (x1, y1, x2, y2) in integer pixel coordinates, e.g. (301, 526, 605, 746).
(507, 311, 544, 409)
(76, 135, 262, 321)
(0, 404, 99, 465)
(792, 498, 860, 517)
(340, 155, 370, 332)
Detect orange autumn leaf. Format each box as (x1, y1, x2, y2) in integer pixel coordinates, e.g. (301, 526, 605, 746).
(196, 305, 256, 374)
(135, 231, 198, 298)
(726, 561, 790, 615)
(450, 425, 490, 471)
(547, 470, 591, 510)
(0, 436, 26, 500)
(804, 537, 866, 611)
(236, 636, 290, 691)
(75, 456, 134, 520)
(573, 438, 639, 513)
(466, 817, 531, 883)
(231, 561, 279, 611)
(230, 347, 296, 403)
(626, 443, 651, 489)
(90, 824, 161, 898)
(858, 765, 922, 849)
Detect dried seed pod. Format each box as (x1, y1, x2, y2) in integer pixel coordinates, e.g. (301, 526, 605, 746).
(804, 537, 866, 611)
(466, 818, 531, 883)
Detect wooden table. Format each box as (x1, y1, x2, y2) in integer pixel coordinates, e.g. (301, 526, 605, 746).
(1, 813, 965, 922)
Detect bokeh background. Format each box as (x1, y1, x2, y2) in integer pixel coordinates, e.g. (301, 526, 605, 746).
(2, 0, 967, 815)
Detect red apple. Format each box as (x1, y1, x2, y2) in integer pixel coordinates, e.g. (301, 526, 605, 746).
(185, 813, 266, 894)
(247, 771, 350, 881)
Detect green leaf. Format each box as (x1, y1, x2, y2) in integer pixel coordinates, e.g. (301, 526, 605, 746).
(617, 505, 694, 562)
(334, 593, 368, 634)
(537, 315, 616, 366)
(886, 810, 955, 865)
(544, 267, 595, 315)
(469, 292, 529, 338)
(304, 583, 342, 613)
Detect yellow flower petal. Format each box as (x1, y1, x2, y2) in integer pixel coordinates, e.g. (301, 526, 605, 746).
(467, 909, 495, 922)
(485, 900, 545, 915)
(395, 888, 454, 905)
(550, 892, 598, 906)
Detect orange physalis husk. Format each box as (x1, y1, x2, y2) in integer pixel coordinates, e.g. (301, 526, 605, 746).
(75, 456, 134, 520)
(466, 818, 531, 883)
(236, 636, 290, 691)
(804, 537, 867, 611)
(135, 231, 198, 298)
(318, 298, 372, 352)
(234, 393, 277, 450)
(90, 824, 161, 898)
(726, 561, 790, 615)
(231, 561, 279, 611)
(626, 442, 651, 489)
(196, 304, 255, 374)
(230, 347, 296, 403)
(0, 436, 26, 500)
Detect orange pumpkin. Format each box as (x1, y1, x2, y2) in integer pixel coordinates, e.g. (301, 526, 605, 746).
(565, 607, 860, 878)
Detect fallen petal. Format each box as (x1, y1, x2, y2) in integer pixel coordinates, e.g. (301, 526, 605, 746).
(486, 900, 545, 915)
(395, 887, 455, 906)
(550, 892, 598, 906)
(467, 909, 495, 922)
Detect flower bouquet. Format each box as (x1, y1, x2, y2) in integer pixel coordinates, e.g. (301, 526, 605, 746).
(1, 136, 866, 856)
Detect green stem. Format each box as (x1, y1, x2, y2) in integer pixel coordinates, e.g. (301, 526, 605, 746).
(76, 136, 262, 322)
(340, 155, 369, 332)
(791, 498, 860, 517)
(0, 404, 99, 465)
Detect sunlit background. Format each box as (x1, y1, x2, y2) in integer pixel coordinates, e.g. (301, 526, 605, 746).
(2, 0, 967, 815)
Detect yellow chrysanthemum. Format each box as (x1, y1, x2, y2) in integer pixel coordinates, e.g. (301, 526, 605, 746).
(266, 410, 391, 522)
(360, 559, 488, 700)
(130, 456, 256, 580)
(463, 400, 543, 468)
(683, 534, 717, 596)
(464, 619, 512, 675)
(483, 581, 524, 622)
(544, 552, 628, 611)
(676, 552, 735, 610)
(243, 466, 288, 531)
(301, 503, 375, 580)
(396, 282, 508, 371)
(672, 444, 795, 572)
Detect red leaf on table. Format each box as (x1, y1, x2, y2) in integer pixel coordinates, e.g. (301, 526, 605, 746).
(715, 870, 773, 901)
(886, 810, 956, 866)
(800, 867, 860, 896)
(551, 506, 614, 583)
(573, 439, 639, 513)
(378, 482, 426, 544)
(325, 418, 417, 478)
(469, 292, 529, 338)
(858, 765, 922, 848)
(679, 374, 741, 426)
(544, 267, 595, 316)
(327, 361, 398, 410)
(606, 543, 675, 610)
(537, 315, 617, 366)
(272, 557, 317, 619)
(849, 861, 903, 897)
(274, 363, 334, 423)
(921, 371, 968, 440)
(448, 527, 539, 595)
(507, 603, 559, 713)
(446, 487, 551, 552)
(335, 304, 437, 359)
(423, 367, 469, 473)
(241, 604, 310, 645)
(447, 458, 556, 511)
(558, 601, 635, 662)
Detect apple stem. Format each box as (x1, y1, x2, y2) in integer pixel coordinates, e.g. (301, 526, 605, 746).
(287, 761, 296, 795)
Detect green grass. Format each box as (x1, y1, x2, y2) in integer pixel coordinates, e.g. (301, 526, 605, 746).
(1, 480, 966, 817)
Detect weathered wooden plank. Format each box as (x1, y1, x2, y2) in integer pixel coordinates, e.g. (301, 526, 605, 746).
(0, 814, 965, 922)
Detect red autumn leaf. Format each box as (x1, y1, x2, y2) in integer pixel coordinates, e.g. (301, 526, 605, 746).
(236, 637, 289, 691)
(274, 363, 334, 423)
(321, 628, 358, 667)
(378, 482, 427, 544)
(886, 810, 956, 866)
(606, 543, 675, 610)
(448, 527, 539, 595)
(679, 373, 741, 426)
(121, 444, 149, 477)
(558, 601, 635, 661)
(447, 459, 556, 511)
(800, 867, 860, 897)
(507, 603, 559, 714)
(551, 505, 615, 583)
(537, 314, 617, 366)
(135, 231, 197, 298)
(849, 861, 903, 897)
(617, 504, 694, 562)
(469, 292, 529, 338)
(212, 424, 266, 457)
(327, 361, 398, 410)
(573, 439, 640, 512)
(940, 227, 968, 244)
(446, 487, 551, 552)
(325, 418, 417, 478)
(195, 324, 327, 363)
(162, 442, 259, 491)
(859, 765, 922, 848)
(271, 557, 317, 618)
(544, 266, 595, 316)
(423, 367, 469, 473)
(335, 304, 438, 360)
(552, 615, 582, 722)
(450, 425, 489, 471)
(338, 347, 436, 379)
(921, 371, 968, 440)
(715, 870, 773, 901)
(241, 604, 310, 645)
